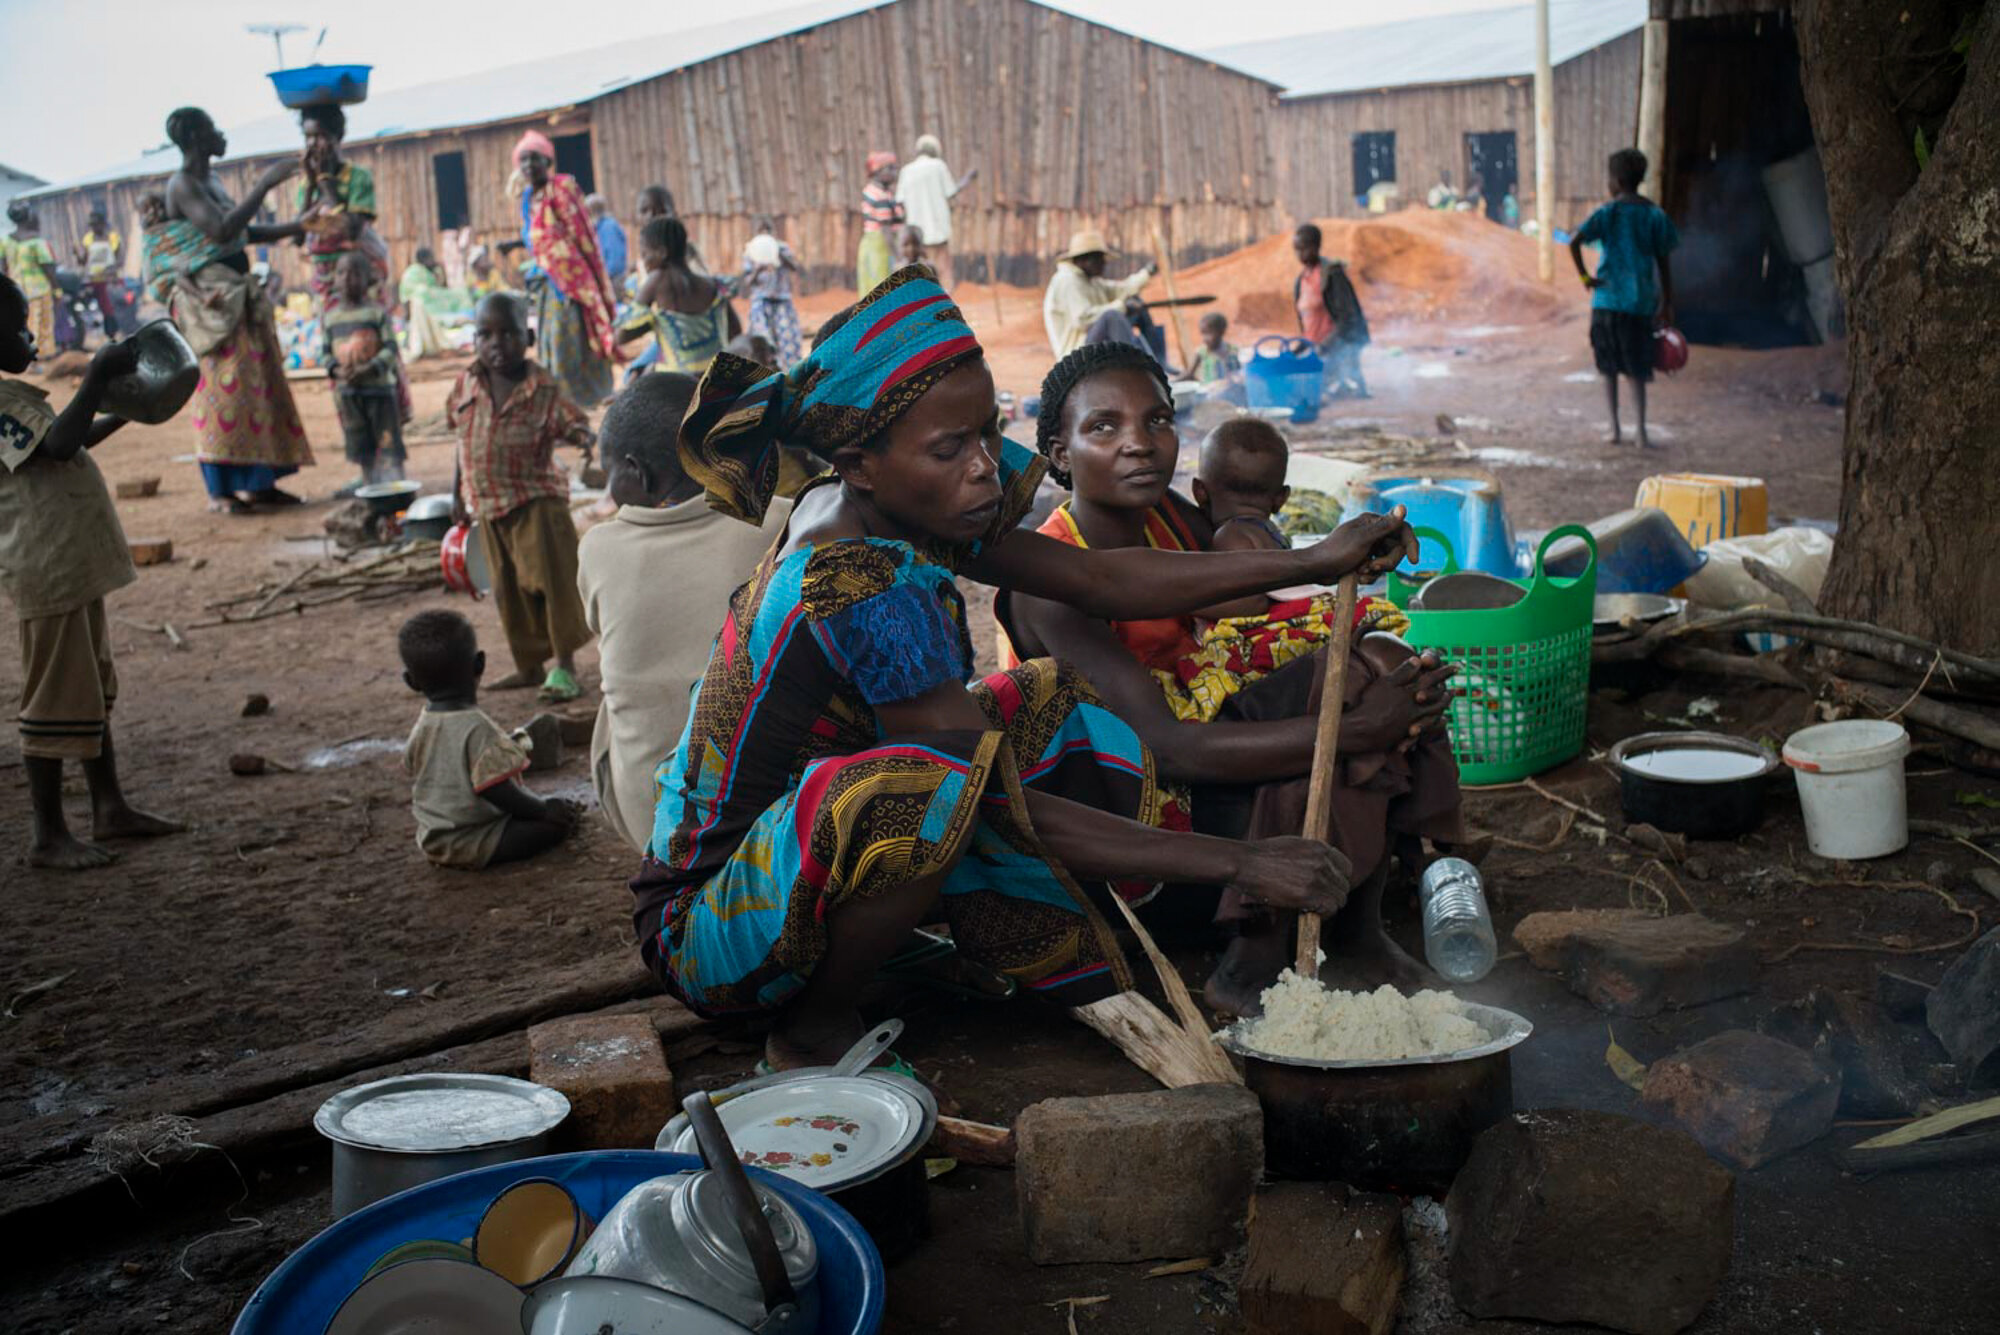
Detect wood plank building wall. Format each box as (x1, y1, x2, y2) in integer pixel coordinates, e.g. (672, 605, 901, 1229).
(26, 0, 1282, 298)
(1269, 28, 1644, 233)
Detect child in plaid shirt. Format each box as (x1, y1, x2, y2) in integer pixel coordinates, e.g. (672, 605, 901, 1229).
(448, 293, 597, 702)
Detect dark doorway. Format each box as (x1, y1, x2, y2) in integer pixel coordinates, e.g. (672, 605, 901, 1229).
(1464, 131, 1518, 223)
(432, 151, 469, 231)
(1662, 11, 1822, 346)
(1351, 131, 1397, 206)
(553, 132, 595, 195)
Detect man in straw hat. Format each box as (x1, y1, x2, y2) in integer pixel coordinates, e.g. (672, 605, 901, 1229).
(895, 133, 978, 289)
(1042, 229, 1162, 362)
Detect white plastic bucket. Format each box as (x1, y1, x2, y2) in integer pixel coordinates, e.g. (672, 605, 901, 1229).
(1781, 719, 1911, 859)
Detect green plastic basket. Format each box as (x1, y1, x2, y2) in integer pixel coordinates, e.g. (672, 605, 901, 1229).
(1387, 525, 1599, 785)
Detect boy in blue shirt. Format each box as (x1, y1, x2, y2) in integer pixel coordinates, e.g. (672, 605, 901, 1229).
(1570, 148, 1679, 448)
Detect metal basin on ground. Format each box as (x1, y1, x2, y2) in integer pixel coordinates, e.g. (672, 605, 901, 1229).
(1218, 1002, 1532, 1194)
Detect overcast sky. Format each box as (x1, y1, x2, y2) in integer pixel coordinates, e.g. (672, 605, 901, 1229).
(0, 0, 1529, 184)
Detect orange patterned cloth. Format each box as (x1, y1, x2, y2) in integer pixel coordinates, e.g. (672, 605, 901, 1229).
(526, 173, 620, 362)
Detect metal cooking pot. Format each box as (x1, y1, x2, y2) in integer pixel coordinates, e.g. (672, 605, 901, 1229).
(102, 319, 199, 425)
(315, 1073, 571, 1219)
(1609, 730, 1780, 839)
(354, 480, 422, 517)
(402, 493, 456, 542)
(1219, 1002, 1531, 1195)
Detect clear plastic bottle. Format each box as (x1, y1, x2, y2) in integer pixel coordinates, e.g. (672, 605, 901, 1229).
(1418, 856, 1497, 983)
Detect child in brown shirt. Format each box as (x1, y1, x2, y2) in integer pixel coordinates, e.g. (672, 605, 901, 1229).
(0, 273, 183, 869)
(399, 609, 582, 869)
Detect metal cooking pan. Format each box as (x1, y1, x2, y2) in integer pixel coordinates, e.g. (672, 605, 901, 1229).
(1218, 1002, 1531, 1194)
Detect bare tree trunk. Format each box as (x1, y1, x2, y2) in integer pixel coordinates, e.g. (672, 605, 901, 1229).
(1796, 0, 2000, 653)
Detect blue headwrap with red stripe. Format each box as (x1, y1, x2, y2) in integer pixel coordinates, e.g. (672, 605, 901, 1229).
(680, 265, 984, 524)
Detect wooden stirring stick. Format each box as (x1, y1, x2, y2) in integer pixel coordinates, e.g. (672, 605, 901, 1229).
(1294, 572, 1361, 979)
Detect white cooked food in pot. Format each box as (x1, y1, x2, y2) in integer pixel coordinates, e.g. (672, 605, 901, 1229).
(1233, 973, 1489, 1061)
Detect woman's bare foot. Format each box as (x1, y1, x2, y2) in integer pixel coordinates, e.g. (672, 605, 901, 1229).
(1601, 427, 1623, 444)
(764, 1009, 867, 1072)
(488, 670, 542, 690)
(1203, 929, 1290, 1019)
(29, 830, 119, 870)
(92, 805, 186, 840)
(1636, 428, 1658, 449)
(208, 496, 253, 515)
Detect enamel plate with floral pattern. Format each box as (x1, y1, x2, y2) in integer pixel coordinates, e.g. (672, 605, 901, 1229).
(662, 1074, 930, 1191)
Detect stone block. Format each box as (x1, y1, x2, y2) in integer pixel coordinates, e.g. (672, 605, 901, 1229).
(1447, 1109, 1733, 1335)
(1927, 926, 2000, 1082)
(526, 1013, 674, 1150)
(1016, 1083, 1261, 1265)
(1803, 989, 1927, 1117)
(128, 537, 173, 566)
(1641, 1030, 1838, 1169)
(114, 476, 160, 499)
(1513, 909, 1756, 1016)
(1241, 1182, 1404, 1335)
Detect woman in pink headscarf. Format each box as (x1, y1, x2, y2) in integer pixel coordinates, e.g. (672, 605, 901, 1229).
(855, 150, 903, 298)
(514, 130, 619, 406)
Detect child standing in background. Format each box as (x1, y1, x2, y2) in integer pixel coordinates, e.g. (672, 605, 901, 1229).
(398, 609, 582, 869)
(323, 251, 405, 492)
(448, 293, 596, 704)
(1570, 148, 1679, 449)
(1292, 223, 1370, 400)
(856, 152, 904, 297)
(0, 274, 184, 869)
(740, 215, 802, 367)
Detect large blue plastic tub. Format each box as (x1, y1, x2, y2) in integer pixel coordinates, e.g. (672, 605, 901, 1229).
(1344, 475, 1517, 576)
(232, 1151, 884, 1334)
(269, 64, 372, 109)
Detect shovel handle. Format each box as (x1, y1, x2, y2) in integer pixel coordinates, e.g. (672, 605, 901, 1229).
(1295, 574, 1360, 978)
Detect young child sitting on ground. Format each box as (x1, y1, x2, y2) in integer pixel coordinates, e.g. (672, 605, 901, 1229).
(399, 608, 582, 869)
(448, 293, 596, 703)
(322, 251, 405, 493)
(1570, 147, 1679, 448)
(1190, 311, 1242, 390)
(576, 374, 794, 853)
(0, 274, 184, 869)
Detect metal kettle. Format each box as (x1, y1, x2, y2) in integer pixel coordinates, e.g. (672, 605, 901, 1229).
(564, 1089, 820, 1332)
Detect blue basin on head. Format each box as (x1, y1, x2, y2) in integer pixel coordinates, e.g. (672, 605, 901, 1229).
(232, 1150, 885, 1334)
(1344, 474, 1517, 576)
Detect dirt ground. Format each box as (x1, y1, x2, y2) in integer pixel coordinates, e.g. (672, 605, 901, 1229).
(4, 223, 1995, 1333)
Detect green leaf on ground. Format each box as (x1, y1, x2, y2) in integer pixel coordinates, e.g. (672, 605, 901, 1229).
(1606, 1026, 1648, 1092)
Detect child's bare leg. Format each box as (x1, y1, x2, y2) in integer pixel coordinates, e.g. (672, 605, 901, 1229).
(24, 756, 117, 869)
(486, 815, 570, 865)
(1632, 377, 1652, 448)
(1601, 374, 1622, 443)
(87, 727, 185, 840)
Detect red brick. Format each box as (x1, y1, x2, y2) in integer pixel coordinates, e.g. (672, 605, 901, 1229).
(1641, 1030, 1839, 1170)
(527, 1014, 675, 1150)
(1513, 909, 1756, 1016)
(1242, 1182, 1404, 1335)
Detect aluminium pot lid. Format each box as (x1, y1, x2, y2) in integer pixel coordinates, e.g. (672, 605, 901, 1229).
(314, 1072, 570, 1154)
(660, 1074, 933, 1191)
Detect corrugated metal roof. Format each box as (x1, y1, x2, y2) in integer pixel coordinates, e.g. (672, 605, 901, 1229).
(26, 0, 891, 196)
(1204, 0, 1647, 101)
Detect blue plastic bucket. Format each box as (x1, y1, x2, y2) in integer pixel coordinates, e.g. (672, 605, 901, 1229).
(1344, 475, 1517, 576)
(269, 65, 372, 109)
(1245, 336, 1324, 424)
(232, 1151, 884, 1334)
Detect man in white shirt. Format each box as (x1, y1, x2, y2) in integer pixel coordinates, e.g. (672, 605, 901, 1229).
(1041, 229, 1162, 362)
(893, 134, 978, 288)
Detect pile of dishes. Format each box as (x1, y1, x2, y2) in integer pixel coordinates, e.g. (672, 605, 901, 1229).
(325, 1091, 821, 1334)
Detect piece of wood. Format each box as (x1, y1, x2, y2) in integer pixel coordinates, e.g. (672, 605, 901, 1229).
(1150, 223, 1194, 375)
(1839, 1128, 2000, 1175)
(932, 1115, 1015, 1167)
(113, 477, 161, 500)
(1070, 991, 1239, 1089)
(127, 537, 173, 566)
(0, 952, 668, 1176)
(1296, 574, 1360, 978)
(1850, 1094, 2000, 1151)
(1831, 679, 2000, 752)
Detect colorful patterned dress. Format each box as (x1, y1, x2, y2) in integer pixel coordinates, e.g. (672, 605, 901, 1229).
(630, 443, 1164, 1017)
(5, 235, 56, 359)
(521, 174, 618, 407)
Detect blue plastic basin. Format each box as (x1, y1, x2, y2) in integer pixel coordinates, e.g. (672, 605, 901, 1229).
(232, 1151, 884, 1334)
(269, 65, 372, 109)
(1344, 475, 1517, 576)
(1542, 507, 1706, 594)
